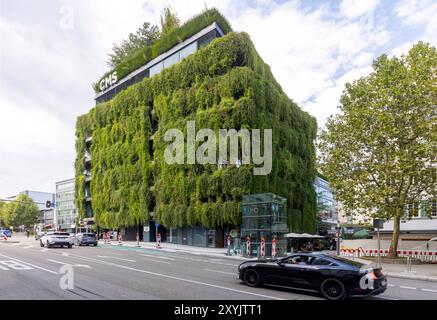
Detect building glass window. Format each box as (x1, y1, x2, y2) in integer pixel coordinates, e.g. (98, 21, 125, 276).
(163, 52, 180, 68)
(179, 41, 198, 61)
(149, 62, 164, 77)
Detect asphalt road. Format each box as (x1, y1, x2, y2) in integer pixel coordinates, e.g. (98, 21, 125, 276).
(0, 241, 436, 300)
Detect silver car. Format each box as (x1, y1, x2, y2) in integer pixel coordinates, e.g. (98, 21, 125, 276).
(40, 231, 74, 248)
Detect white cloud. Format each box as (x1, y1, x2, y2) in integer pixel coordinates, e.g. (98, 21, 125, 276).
(339, 0, 380, 19)
(395, 0, 437, 44)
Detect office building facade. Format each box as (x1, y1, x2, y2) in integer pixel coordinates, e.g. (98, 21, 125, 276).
(55, 178, 77, 232)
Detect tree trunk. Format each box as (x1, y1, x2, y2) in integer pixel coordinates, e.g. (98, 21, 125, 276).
(388, 214, 401, 258)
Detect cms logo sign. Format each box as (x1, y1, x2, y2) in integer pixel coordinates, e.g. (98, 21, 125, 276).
(99, 71, 118, 91)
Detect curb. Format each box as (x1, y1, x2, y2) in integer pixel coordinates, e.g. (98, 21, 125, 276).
(0, 241, 20, 244)
(385, 272, 437, 282)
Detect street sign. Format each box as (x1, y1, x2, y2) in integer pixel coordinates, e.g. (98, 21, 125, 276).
(373, 219, 384, 229)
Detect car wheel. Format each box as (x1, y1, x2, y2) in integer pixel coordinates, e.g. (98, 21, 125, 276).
(40, 240, 44, 247)
(46, 241, 51, 248)
(243, 269, 261, 287)
(320, 278, 347, 300)
(68, 245, 72, 249)
(94, 243, 98, 247)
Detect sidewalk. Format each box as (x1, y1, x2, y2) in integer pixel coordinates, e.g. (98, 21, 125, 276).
(352, 257, 437, 282)
(101, 240, 248, 261)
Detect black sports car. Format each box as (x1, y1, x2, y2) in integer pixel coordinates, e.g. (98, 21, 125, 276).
(238, 253, 387, 300)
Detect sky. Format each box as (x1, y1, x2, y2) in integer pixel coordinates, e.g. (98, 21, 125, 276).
(0, 0, 436, 197)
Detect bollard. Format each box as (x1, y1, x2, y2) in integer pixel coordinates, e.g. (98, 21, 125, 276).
(246, 237, 251, 258)
(136, 232, 140, 247)
(118, 234, 122, 246)
(156, 233, 161, 249)
(272, 237, 277, 258)
(260, 238, 265, 258)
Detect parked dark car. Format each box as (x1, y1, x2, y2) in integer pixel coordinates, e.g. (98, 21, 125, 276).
(74, 233, 98, 246)
(238, 253, 387, 300)
(0, 229, 12, 238)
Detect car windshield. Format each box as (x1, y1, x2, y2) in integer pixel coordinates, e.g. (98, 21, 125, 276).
(54, 232, 70, 236)
(83, 233, 96, 237)
(328, 255, 365, 268)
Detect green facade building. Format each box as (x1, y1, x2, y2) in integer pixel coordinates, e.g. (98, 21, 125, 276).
(75, 9, 317, 246)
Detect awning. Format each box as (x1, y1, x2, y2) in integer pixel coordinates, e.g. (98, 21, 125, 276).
(284, 233, 324, 239)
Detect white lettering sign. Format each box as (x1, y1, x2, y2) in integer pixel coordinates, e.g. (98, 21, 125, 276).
(99, 71, 118, 91)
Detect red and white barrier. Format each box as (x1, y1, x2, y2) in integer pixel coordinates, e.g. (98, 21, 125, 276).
(118, 234, 123, 245)
(260, 238, 265, 257)
(340, 248, 437, 262)
(156, 233, 161, 249)
(246, 237, 251, 257)
(272, 237, 277, 258)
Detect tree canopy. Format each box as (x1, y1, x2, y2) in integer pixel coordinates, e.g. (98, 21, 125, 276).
(1, 194, 40, 229)
(107, 22, 160, 68)
(160, 7, 180, 36)
(318, 42, 437, 257)
(106, 7, 181, 68)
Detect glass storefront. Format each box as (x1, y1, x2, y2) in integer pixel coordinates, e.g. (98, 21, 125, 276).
(241, 193, 288, 257)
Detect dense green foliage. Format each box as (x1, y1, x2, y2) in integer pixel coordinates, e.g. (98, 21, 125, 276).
(0, 201, 5, 227)
(107, 22, 160, 68)
(78, 27, 317, 232)
(160, 7, 180, 37)
(1, 194, 40, 228)
(318, 42, 437, 257)
(94, 8, 232, 93)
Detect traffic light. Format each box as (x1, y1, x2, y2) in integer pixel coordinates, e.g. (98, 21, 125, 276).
(46, 201, 52, 208)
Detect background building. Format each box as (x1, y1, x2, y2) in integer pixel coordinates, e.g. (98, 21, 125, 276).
(314, 176, 338, 236)
(55, 178, 77, 232)
(378, 199, 437, 240)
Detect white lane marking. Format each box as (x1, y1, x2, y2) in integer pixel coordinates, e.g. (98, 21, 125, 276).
(388, 284, 395, 287)
(142, 258, 170, 264)
(47, 259, 92, 269)
(65, 253, 284, 300)
(0, 260, 33, 271)
(10, 243, 22, 247)
(22, 245, 33, 249)
(421, 288, 437, 293)
(97, 255, 136, 262)
(40, 249, 49, 253)
(61, 253, 70, 257)
(0, 253, 57, 274)
(141, 254, 175, 261)
(170, 255, 238, 267)
(204, 269, 236, 275)
(400, 286, 417, 290)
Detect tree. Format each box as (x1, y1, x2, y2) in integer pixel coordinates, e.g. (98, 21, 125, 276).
(107, 22, 160, 67)
(2, 194, 40, 229)
(318, 42, 437, 258)
(0, 201, 5, 227)
(160, 7, 180, 36)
